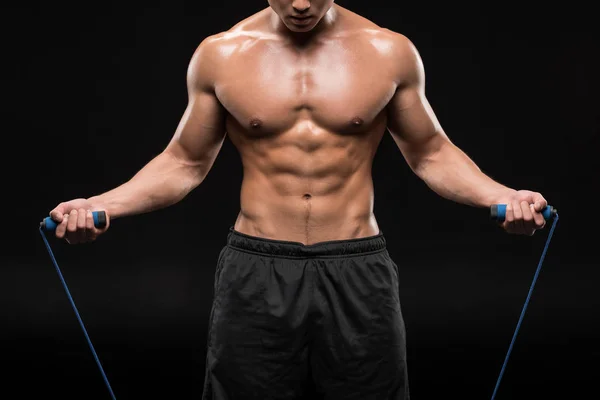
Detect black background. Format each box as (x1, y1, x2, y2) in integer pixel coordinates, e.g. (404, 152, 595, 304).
(3, 1, 598, 399)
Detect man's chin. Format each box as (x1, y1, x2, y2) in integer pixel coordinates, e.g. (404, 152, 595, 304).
(285, 22, 318, 33)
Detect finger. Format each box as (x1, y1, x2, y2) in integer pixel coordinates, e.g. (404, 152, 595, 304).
(100, 212, 111, 232)
(49, 203, 66, 224)
(511, 200, 525, 234)
(533, 194, 548, 213)
(531, 204, 546, 230)
(77, 208, 87, 243)
(85, 210, 97, 242)
(521, 201, 535, 236)
(502, 202, 516, 234)
(55, 214, 69, 239)
(66, 209, 79, 244)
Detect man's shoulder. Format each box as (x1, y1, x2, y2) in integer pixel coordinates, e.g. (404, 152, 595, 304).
(192, 9, 274, 62)
(339, 7, 415, 54)
(186, 11, 275, 88)
(340, 11, 422, 85)
(187, 31, 269, 85)
(354, 27, 415, 59)
(355, 25, 422, 81)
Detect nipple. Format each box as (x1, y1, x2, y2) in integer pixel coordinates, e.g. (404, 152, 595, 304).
(351, 117, 364, 126)
(250, 118, 262, 129)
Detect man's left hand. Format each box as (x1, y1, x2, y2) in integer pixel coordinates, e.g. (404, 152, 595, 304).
(496, 190, 548, 235)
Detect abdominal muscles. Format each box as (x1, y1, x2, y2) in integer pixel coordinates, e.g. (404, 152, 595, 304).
(230, 117, 383, 244)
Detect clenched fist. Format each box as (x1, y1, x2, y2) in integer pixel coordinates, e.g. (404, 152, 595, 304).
(48, 198, 110, 244)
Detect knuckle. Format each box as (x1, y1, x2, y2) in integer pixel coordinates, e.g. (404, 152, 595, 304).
(534, 216, 543, 224)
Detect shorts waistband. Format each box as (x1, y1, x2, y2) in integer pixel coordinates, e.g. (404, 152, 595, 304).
(226, 227, 387, 258)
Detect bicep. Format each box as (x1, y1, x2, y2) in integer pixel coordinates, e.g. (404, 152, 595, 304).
(166, 89, 227, 166)
(386, 39, 448, 168)
(387, 89, 446, 158)
(165, 39, 227, 167)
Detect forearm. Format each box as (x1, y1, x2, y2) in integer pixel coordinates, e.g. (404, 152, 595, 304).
(411, 138, 515, 208)
(88, 150, 205, 219)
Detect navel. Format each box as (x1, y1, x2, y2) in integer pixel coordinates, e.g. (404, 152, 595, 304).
(303, 193, 312, 200)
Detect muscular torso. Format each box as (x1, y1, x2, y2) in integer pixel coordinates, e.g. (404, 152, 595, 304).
(212, 8, 401, 244)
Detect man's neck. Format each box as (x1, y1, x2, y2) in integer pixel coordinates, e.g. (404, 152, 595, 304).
(269, 5, 339, 46)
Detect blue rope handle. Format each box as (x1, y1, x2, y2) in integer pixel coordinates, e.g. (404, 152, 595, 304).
(38, 210, 559, 400)
(491, 213, 560, 399)
(39, 227, 117, 400)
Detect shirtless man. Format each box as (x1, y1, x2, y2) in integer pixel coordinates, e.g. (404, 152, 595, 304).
(47, 1, 549, 398)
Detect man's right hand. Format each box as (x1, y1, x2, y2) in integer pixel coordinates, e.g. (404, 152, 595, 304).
(49, 198, 110, 244)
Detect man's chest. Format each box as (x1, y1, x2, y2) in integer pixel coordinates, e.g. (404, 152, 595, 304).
(215, 44, 397, 133)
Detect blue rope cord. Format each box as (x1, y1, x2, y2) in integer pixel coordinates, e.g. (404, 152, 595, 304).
(39, 227, 117, 400)
(491, 213, 560, 399)
(38, 211, 559, 400)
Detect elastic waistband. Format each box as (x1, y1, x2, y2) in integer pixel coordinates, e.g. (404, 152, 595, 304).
(226, 228, 387, 258)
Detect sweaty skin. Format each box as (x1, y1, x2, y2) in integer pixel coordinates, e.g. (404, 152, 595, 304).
(50, 3, 548, 245)
(221, 8, 396, 242)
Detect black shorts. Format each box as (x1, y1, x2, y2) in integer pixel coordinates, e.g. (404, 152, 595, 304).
(202, 229, 409, 400)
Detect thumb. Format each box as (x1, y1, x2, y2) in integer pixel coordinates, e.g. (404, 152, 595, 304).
(49, 202, 71, 222)
(532, 196, 548, 212)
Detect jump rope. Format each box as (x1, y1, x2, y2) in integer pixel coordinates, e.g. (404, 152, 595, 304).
(39, 204, 559, 399)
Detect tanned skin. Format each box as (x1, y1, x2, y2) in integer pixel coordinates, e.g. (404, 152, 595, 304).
(49, 1, 548, 245)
